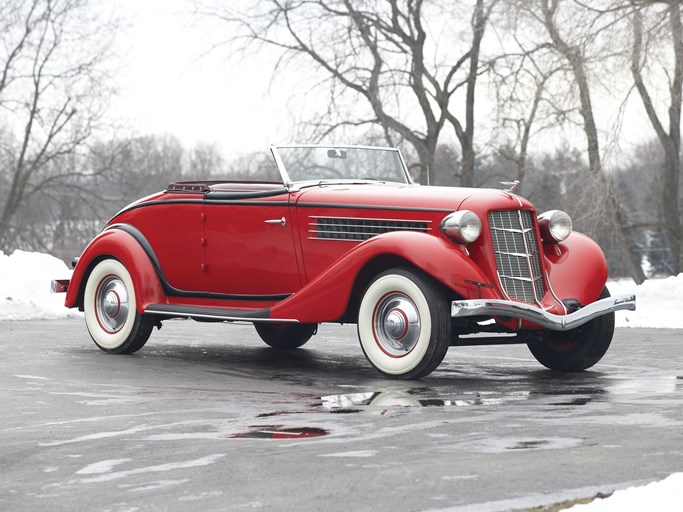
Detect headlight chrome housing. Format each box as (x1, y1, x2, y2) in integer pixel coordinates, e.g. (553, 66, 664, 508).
(538, 210, 572, 243)
(440, 210, 482, 244)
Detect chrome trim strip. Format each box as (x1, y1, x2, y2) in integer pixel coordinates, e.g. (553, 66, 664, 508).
(396, 147, 416, 184)
(488, 210, 545, 304)
(517, 210, 542, 306)
(145, 307, 299, 323)
(450, 294, 636, 331)
(309, 215, 432, 224)
(269, 146, 293, 188)
(545, 270, 569, 315)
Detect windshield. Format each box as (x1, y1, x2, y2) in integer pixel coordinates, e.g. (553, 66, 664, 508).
(272, 146, 411, 185)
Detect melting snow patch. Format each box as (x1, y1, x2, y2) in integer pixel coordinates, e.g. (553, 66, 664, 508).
(0, 250, 77, 320)
(319, 450, 379, 458)
(77, 454, 226, 483)
(76, 459, 132, 475)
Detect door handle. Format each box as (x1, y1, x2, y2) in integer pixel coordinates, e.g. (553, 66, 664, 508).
(264, 217, 286, 227)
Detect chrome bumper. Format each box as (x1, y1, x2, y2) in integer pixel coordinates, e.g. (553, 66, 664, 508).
(451, 294, 636, 331)
(51, 279, 70, 293)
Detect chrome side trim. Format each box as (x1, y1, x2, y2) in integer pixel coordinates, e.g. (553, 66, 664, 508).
(450, 294, 636, 331)
(145, 306, 299, 323)
(544, 270, 568, 315)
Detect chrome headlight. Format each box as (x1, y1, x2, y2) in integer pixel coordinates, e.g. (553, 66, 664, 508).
(538, 210, 572, 243)
(440, 210, 482, 243)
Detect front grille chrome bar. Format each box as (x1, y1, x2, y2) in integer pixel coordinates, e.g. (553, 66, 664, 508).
(488, 210, 546, 304)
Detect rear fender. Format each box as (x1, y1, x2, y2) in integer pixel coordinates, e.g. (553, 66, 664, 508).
(65, 228, 165, 312)
(270, 231, 496, 323)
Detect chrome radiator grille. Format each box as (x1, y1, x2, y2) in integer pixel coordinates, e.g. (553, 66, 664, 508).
(310, 216, 429, 241)
(488, 210, 546, 303)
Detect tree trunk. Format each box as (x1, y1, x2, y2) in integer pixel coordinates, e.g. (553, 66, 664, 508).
(542, 1, 646, 283)
(461, 142, 475, 187)
(631, 1, 683, 275)
(662, 143, 682, 273)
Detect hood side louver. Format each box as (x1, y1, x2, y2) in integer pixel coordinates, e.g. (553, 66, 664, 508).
(310, 216, 430, 241)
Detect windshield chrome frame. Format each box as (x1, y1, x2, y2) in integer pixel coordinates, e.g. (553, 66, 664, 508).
(270, 144, 415, 190)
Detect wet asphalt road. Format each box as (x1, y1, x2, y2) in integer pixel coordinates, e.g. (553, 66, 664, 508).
(0, 319, 682, 512)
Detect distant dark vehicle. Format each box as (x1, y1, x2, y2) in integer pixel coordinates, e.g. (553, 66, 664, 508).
(53, 145, 635, 379)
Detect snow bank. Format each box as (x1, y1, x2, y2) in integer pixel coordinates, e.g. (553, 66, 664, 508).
(608, 275, 683, 329)
(0, 250, 80, 321)
(568, 473, 683, 511)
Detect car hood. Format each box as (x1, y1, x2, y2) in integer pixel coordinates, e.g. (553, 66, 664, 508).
(294, 183, 534, 212)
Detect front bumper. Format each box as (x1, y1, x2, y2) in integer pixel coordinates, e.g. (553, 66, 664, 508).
(451, 294, 636, 331)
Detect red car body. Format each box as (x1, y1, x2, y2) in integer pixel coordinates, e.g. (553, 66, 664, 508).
(56, 145, 635, 378)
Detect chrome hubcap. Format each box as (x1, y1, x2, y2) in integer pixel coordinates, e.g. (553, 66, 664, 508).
(96, 277, 129, 333)
(373, 294, 421, 356)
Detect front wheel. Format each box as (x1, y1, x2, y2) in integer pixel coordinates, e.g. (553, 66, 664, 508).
(357, 268, 451, 379)
(83, 259, 155, 354)
(527, 287, 615, 371)
(254, 322, 317, 349)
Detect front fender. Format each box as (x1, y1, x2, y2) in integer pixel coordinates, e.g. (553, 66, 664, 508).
(65, 228, 165, 312)
(544, 232, 609, 305)
(270, 231, 497, 323)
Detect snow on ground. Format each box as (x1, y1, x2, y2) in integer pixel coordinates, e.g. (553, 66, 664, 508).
(567, 473, 683, 511)
(0, 249, 681, 508)
(608, 275, 683, 329)
(0, 250, 80, 321)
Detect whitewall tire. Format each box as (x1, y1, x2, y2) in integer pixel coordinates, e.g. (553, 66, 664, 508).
(83, 259, 154, 354)
(357, 268, 451, 379)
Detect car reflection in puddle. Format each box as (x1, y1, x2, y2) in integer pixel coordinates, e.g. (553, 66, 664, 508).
(321, 389, 531, 414)
(227, 426, 329, 439)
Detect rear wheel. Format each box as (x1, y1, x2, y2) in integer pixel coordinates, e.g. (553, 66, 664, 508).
(83, 259, 154, 354)
(254, 322, 317, 349)
(357, 268, 451, 379)
(527, 287, 615, 371)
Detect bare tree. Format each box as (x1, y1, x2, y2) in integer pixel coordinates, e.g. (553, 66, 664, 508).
(630, 0, 683, 274)
(0, 0, 116, 251)
(528, 0, 646, 283)
(489, 8, 575, 193)
(199, 0, 499, 185)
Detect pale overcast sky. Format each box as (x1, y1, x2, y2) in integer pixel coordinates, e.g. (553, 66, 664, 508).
(109, 0, 649, 167)
(112, 0, 299, 156)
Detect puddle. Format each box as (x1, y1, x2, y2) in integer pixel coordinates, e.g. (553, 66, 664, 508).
(438, 436, 581, 454)
(548, 397, 594, 406)
(321, 390, 529, 411)
(256, 410, 308, 418)
(508, 440, 550, 450)
(227, 426, 328, 439)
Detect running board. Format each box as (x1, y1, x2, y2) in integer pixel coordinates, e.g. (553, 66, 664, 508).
(144, 304, 298, 323)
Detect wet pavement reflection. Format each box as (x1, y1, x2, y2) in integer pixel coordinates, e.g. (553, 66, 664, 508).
(4, 321, 683, 512)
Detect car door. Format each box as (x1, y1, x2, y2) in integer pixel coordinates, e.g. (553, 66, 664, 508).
(203, 192, 301, 298)
(126, 200, 207, 293)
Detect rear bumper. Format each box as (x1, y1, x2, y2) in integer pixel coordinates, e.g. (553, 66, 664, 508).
(51, 279, 70, 293)
(451, 294, 636, 331)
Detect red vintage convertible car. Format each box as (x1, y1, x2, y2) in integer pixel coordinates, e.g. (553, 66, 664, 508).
(53, 145, 635, 379)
